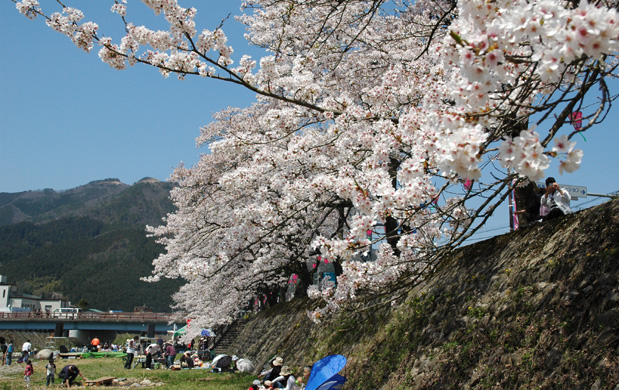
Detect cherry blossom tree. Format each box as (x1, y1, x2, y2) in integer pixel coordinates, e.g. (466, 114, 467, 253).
(11, 0, 619, 331)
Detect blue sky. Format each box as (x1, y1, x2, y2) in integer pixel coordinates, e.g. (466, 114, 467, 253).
(1, 1, 618, 236)
(1, 1, 257, 193)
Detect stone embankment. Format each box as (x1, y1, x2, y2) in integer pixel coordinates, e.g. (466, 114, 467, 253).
(223, 199, 619, 389)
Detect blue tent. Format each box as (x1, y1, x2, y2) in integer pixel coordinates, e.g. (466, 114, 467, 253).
(313, 374, 346, 390)
(305, 355, 347, 390)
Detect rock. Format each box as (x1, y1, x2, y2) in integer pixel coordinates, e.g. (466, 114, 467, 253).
(561, 290, 579, 305)
(140, 379, 152, 386)
(35, 349, 53, 360)
(544, 348, 562, 369)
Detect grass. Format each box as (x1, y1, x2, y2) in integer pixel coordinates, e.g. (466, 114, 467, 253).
(0, 357, 255, 390)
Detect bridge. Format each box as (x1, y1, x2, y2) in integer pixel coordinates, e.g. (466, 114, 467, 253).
(0, 311, 184, 336)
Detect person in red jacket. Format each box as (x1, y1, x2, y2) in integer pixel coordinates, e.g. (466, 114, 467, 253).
(24, 360, 33, 388)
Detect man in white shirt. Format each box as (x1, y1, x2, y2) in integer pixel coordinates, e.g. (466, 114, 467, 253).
(541, 177, 572, 220)
(21, 339, 32, 360)
(144, 343, 161, 369)
(124, 336, 139, 369)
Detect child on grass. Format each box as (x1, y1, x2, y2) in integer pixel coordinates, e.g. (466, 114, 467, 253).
(46, 358, 57, 386)
(24, 359, 33, 387)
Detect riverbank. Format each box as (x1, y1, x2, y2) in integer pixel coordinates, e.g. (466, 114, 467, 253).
(225, 199, 619, 389)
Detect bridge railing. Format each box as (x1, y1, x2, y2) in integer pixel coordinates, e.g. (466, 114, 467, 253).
(0, 312, 177, 321)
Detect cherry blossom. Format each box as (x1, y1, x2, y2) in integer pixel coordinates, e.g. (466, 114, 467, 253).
(15, 0, 38, 19)
(10, 0, 619, 332)
(110, 3, 126, 17)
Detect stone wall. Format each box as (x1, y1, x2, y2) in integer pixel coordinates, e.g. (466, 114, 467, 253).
(224, 199, 619, 389)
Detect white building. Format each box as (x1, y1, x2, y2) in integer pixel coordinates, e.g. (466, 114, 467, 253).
(0, 275, 71, 312)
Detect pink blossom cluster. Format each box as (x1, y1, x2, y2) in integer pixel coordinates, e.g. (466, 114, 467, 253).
(15, 0, 38, 19)
(553, 135, 584, 175)
(44, 6, 99, 52)
(110, 2, 126, 17)
(499, 129, 551, 182)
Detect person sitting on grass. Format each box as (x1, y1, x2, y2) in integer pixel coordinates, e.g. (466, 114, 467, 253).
(541, 177, 572, 220)
(258, 356, 283, 381)
(180, 351, 195, 368)
(271, 365, 296, 390)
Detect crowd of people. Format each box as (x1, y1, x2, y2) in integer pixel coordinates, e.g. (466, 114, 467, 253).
(88, 340, 121, 352)
(0, 338, 23, 366)
(169, 350, 312, 389)
(6, 333, 181, 386)
(116, 334, 313, 390)
(120, 335, 195, 370)
(2, 332, 319, 389)
(22, 358, 86, 388)
(0, 338, 29, 365)
(249, 356, 311, 390)
(0, 338, 15, 365)
(0, 336, 86, 388)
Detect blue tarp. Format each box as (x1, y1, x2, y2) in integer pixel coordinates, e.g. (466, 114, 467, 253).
(306, 355, 347, 390)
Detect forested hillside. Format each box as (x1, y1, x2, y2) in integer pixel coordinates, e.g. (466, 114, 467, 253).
(0, 178, 182, 312)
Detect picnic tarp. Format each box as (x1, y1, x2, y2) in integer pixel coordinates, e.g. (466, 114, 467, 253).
(81, 352, 127, 359)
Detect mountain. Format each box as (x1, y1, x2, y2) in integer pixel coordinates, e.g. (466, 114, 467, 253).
(0, 177, 173, 227)
(0, 178, 182, 312)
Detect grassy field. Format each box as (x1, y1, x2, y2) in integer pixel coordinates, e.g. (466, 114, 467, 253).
(0, 357, 255, 390)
